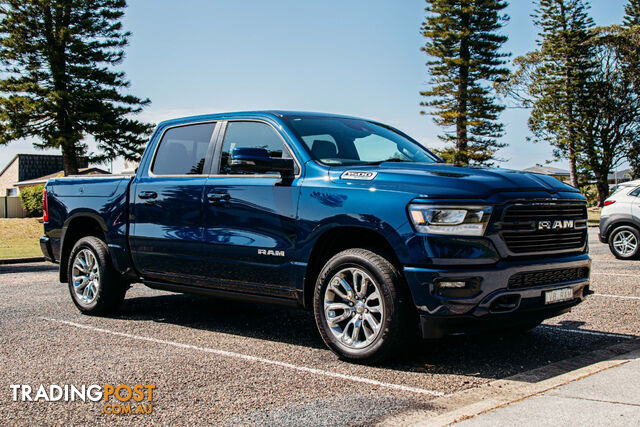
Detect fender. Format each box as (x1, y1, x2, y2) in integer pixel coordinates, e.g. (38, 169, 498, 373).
(58, 210, 135, 283)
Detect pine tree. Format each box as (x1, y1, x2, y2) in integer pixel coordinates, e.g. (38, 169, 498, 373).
(624, 0, 640, 178)
(0, 0, 153, 175)
(624, 0, 640, 26)
(528, 0, 596, 188)
(420, 0, 510, 166)
(578, 26, 640, 205)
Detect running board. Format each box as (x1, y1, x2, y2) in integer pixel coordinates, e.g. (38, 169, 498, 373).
(143, 280, 300, 308)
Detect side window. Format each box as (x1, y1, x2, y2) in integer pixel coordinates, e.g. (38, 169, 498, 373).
(219, 121, 292, 175)
(630, 187, 640, 197)
(152, 123, 216, 175)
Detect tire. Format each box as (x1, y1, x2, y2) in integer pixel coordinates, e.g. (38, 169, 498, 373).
(608, 226, 640, 260)
(313, 248, 414, 363)
(67, 236, 127, 315)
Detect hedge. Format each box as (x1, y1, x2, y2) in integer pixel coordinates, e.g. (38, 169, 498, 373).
(19, 184, 45, 217)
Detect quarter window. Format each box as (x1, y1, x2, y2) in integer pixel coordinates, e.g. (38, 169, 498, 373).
(630, 187, 640, 197)
(219, 121, 293, 175)
(152, 123, 216, 175)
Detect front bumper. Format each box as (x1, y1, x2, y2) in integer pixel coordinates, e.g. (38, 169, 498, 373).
(403, 254, 591, 338)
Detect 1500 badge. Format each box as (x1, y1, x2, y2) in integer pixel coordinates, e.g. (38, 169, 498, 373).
(258, 249, 285, 257)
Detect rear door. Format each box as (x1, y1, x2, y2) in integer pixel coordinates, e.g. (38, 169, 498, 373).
(129, 121, 218, 281)
(200, 120, 303, 297)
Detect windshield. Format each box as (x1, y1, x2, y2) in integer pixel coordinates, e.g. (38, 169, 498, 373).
(282, 116, 439, 166)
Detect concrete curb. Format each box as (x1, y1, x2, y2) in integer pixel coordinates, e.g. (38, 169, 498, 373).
(0, 256, 46, 265)
(379, 338, 640, 427)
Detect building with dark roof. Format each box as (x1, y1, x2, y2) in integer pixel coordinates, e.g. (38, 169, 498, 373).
(0, 154, 89, 196)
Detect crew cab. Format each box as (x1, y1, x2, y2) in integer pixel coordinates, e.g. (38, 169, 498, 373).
(40, 111, 591, 362)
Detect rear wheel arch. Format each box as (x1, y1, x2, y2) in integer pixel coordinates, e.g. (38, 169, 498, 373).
(302, 226, 406, 310)
(59, 214, 108, 283)
(605, 220, 640, 241)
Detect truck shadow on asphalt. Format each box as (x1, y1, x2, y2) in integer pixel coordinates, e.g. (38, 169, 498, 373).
(113, 291, 633, 381)
(0, 262, 58, 275)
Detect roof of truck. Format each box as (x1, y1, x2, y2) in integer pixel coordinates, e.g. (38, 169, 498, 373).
(156, 110, 365, 128)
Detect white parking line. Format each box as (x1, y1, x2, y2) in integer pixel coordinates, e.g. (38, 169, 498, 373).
(590, 259, 640, 265)
(539, 325, 636, 339)
(592, 293, 640, 301)
(591, 272, 639, 278)
(41, 317, 445, 397)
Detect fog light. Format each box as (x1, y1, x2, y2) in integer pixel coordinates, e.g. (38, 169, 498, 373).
(433, 278, 481, 298)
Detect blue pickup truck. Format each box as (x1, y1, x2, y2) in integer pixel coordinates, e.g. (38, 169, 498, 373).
(41, 111, 591, 362)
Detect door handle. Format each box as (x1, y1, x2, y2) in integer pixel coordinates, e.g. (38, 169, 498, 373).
(138, 191, 157, 200)
(207, 192, 230, 203)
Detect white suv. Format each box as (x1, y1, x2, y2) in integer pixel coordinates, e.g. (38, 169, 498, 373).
(599, 179, 640, 260)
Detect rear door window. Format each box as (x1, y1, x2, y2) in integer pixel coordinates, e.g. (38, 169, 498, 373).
(152, 123, 216, 175)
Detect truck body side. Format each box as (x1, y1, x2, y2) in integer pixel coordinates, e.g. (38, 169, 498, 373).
(41, 111, 591, 341)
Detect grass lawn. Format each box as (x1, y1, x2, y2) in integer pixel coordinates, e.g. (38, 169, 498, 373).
(0, 218, 43, 259)
(588, 208, 601, 226)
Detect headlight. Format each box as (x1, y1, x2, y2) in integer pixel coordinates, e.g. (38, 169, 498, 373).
(408, 204, 492, 236)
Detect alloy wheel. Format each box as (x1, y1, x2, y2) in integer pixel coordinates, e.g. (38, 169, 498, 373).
(613, 230, 638, 257)
(71, 248, 101, 305)
(323, 267, 384, 349)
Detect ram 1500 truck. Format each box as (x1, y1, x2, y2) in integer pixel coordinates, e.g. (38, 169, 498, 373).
(41, 111, 591, 362)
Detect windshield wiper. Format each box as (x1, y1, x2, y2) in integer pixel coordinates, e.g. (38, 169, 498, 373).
(355, 159, 413, 166)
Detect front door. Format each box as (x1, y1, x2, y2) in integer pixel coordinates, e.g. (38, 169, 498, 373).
(130, 121, 218, 281)
(201, 120, 302, 297)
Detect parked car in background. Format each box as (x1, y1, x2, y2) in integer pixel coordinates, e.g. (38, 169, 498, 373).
(600, 179, 640, 260)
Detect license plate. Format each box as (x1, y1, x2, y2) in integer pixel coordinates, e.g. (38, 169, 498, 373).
(545, 288, 574, 304)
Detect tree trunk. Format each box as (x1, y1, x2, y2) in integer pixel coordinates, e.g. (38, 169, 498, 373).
(61, 142, 79, 176)
(568, 143, 579, 188)
(456, 12, 471, 166)
(595, 174, 609, 208)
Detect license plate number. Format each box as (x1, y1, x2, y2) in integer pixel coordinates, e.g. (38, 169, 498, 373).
(545, 288, 573, 304)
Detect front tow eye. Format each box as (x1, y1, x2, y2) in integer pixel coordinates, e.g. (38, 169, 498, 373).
(490, 295, 521, 313)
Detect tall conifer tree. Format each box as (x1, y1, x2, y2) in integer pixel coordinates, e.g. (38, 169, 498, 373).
(420, 0, 510, 166)
(624, 0, 640, 179)
(624, 0, 640, 26)
(528, 0, 595, 188)
(0, 0, 153, 175)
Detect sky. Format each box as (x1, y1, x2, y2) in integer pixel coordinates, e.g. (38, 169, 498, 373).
(0, 0, 628, 173)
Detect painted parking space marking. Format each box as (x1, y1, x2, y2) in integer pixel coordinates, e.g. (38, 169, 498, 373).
(592, 293, 640, 301)
(41, 317, 445, 397)
(539, 325, 637, 339)
(591, 272, 639, 278)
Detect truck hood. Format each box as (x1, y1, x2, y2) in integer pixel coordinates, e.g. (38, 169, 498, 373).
(328, 162, 581, 199)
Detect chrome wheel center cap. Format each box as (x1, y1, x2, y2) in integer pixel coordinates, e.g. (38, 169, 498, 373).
(355, 300, 365, 314)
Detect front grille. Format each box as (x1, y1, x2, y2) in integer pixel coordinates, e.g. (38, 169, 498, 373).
(503, 230, 587, 253)
(508, 267, 590, 289)
(500, 202, 588, 255)
(503, 203, 587, 221)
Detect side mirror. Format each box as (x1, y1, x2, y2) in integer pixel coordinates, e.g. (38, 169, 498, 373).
(229, 147, 294, 177)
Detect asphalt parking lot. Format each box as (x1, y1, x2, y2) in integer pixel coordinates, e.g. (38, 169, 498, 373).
(1, 228, 639, 425)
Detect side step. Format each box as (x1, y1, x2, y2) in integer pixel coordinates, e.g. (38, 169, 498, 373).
(143, 280, 300, 308)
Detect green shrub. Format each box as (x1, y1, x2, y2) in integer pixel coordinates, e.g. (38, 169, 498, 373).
(580, 184, 598, 207)
(19, 184, 44, 217)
